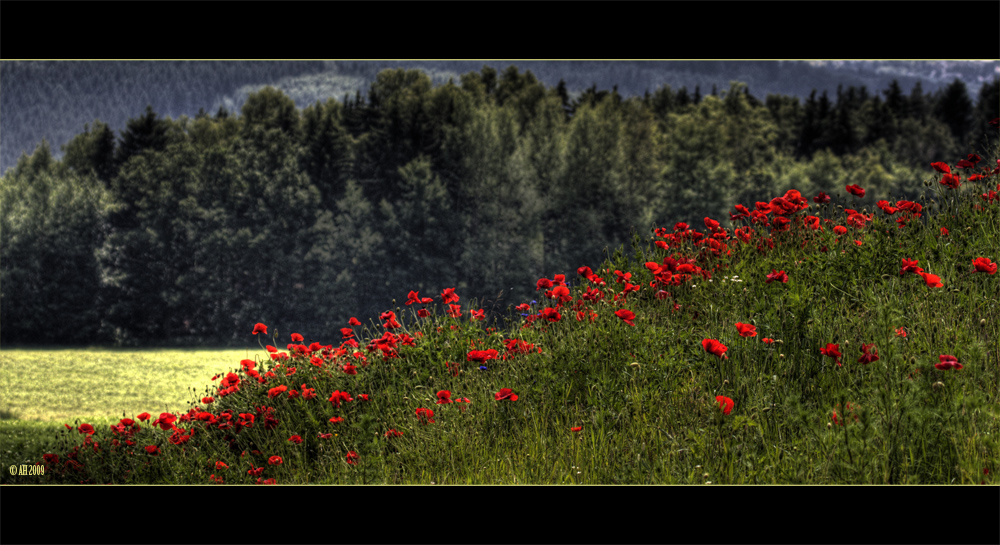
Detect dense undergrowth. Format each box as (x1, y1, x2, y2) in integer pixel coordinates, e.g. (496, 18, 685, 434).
(3, 142, 998, 485)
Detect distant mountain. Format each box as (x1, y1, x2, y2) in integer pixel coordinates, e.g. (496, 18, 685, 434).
(2, 60, 997, 176)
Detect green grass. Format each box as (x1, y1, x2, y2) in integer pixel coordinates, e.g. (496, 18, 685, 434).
(2, 151, 998, 485)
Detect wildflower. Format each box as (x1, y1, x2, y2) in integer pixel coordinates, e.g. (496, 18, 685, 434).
(266, 345, 277, 353)
(494, 388, 519, 401)
(454, 397, 471, 412)
(900, 258, 922, 276)
(939, 173, 962, 189)
(715, 396, 734, 415)
(735, 322, 757, 337)
(288, 435, 303, 444)
(972, 257, 997, 275)
(415, 408, 435, 424)
(385, 429, 404, 438)
(78, 423, 95, 435)
(144, 445, 160, 456)
(436, 390, 452, 404)
(895, 327, 907, 338)
(571, 427, 583, 432)
(342, 363, 357, 375)
(704, 217, 721, 231)
(765, 269, 788, 284)
(540, 307, 562, 322)
(317, 432, 332, 439)
(813, 192, 831, 204)
(268, 456, 283, 465)
(820, 343, 842, 366)
(762, 338, 774, 344)
(845, 184, 865, 198)
(252, 323, 267, 335)
(470, 308, 486, 321)
(348, 317, 361, 326)
(441, 287, 460, 304)
(291, 333, 303, 342)
(934, 355, 963, 371)
(328, 390, 353, 408)
(345, 451, 360, 465)
(918, 271, 943, 288)
(406, 290, 434, 305)
(930, 162, 951, 174)
(267, 385, 287, 398)
(940, 227, 949, 237)
(857, 343, 879, 365)
(467, 349, 499, 363)
(833, 225, 848, 236)
(614, 309, 636, 326)
(702, 338, 728, 359)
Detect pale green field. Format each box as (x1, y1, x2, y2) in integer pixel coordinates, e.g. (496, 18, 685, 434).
(0, 348, 257, 423)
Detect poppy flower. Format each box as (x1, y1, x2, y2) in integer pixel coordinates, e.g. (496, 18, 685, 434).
(918, 271, 943, 288)
(454, 397, 471, 412)
(702, 338, 728, 359)
(704, 217, 720, 231)
(973, 257, 997, 275)
(288, 435, 303, 444)
(348, 317, 361, 326)
(268, 456, 283, 465)
(895, 327, 907, 338)
(137, 412, 151, 422)
(467, 349, 499, 363)
(318, 432, 332, 439)
(291, 333, 303, 342)
(78, 423, 95, 435)
(441, 288, 459, 304)
(940, 227, 949, 237)
(571, 426, 583, 432)
(735, 322, 757, 337)
(934, 355, 963, 371)
(614, 309, 636, 326)
(762, 338, 774, 344)
(857, 343, 879, 365)
(436, 390, 452, 404)
(939, 173, 962, 189)
(494, 388, 519, 401)
(766, 269, 788, 284)
(540, 307, 562, 323)
(813, 192, 831, 204)
(674, 222, 689, 232)
(328, 390, 353, 408)
(820, 343, 842, 365)
(930, 162, 951, 174)
(900, 258, 922, 275)
(845, 184, 865, 198)
(536, 277, 553, 291)
(715, 395, 734, 415)
(415, 408, 435, 424)
(329, 416, 344, 424)
(345, 451, 359, 465)
(252, 323, 268, 335)
(385, 429, 404, 438)
(833, 225, 848, 236)
(144, 445, 160, 456)
(267, 385, 288, 398)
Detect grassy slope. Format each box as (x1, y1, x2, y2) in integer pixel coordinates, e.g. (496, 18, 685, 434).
(1, 154, 998, 485)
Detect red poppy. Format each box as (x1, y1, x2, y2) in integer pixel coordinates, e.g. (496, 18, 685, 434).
(715, 396, 734, 415)
(470, 308, 486, 321)
(857, 343, 879, 365)
(495, 388, 518, 401)
(900, 258, 922, 275)
(267, 385, 288, 398)
(540, 307, 562, 322)
(329, 416, 344, 424)
(674, 222, 689, 232)
(291, 333, 303, 342)
(436, 390, 453, 404)
(973, 257, 997, 275)
(762, 338, 774, 344)
(137, 412, 151, 422)
(328, 390, 353, 408)
(454, 397, 471, 412)
(704, 217, 720, 231)
(153, 412, 177, 431)
(536, 277, 553, 291)
(766, 269, 788, 284)
(385, 429, 404, 438)
(918, 271, 943, 288)
(317, 432, 332, 439)
(735, 322, 757, 337)
(895, 327, 907, 338)
(348, 317, 361, 326)
(345, 451, 359, 465)
(268, 456, 283, 465)
(342, 363, 357, 375)
(930, 162, 951, 174)
(288, 435, 303, 444)
(813, 192, 831, 204)
(939, 173, 962, 189)
(935, 355, 963, 371)
(144, 445, 160, 456)
(820, 343, 842, 366)
(940, 227, 949, 237)
(77, 423, 95, 435)
(614, 309, 636, 326)
(405, 290, 434, 305)
(415, 408, 435, 424)
(252, 323, 267, 335)
(467, 349, 499, 363)
(571, 426, 583, 432)
(845, 184, 865, 198)
(702, 338, 728, 359)
(441, 288, 459, 304)
(417, 308, 431, 318)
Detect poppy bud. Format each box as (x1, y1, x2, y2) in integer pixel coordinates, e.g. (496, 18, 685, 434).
(828, 422, 833, 428)
(630, 362, 640, 368)
(910, 356, 917, 364)
(932, 381, 945, 390)
(779, 354, 785, 358)
(703, 473, 710, 478)
(981, 319, 987, 327)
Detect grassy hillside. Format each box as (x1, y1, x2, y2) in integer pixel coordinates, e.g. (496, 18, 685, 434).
(1, 145, 997, 484)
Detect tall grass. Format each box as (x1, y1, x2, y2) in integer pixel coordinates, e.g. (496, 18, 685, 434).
(2, 144, 997, 485)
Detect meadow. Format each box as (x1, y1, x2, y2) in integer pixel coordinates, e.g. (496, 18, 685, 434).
(1, 149, 998, 485)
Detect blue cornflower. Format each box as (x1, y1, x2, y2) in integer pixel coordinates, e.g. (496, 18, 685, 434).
(479, 365, 487, 371)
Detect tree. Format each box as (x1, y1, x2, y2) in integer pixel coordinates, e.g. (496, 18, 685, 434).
(932, 79, 973, 150)
(115, 105, 168, 169)
(61, 120, 117, 186)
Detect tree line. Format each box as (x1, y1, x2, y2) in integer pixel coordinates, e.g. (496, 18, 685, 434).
(2, 66, 997, 345)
